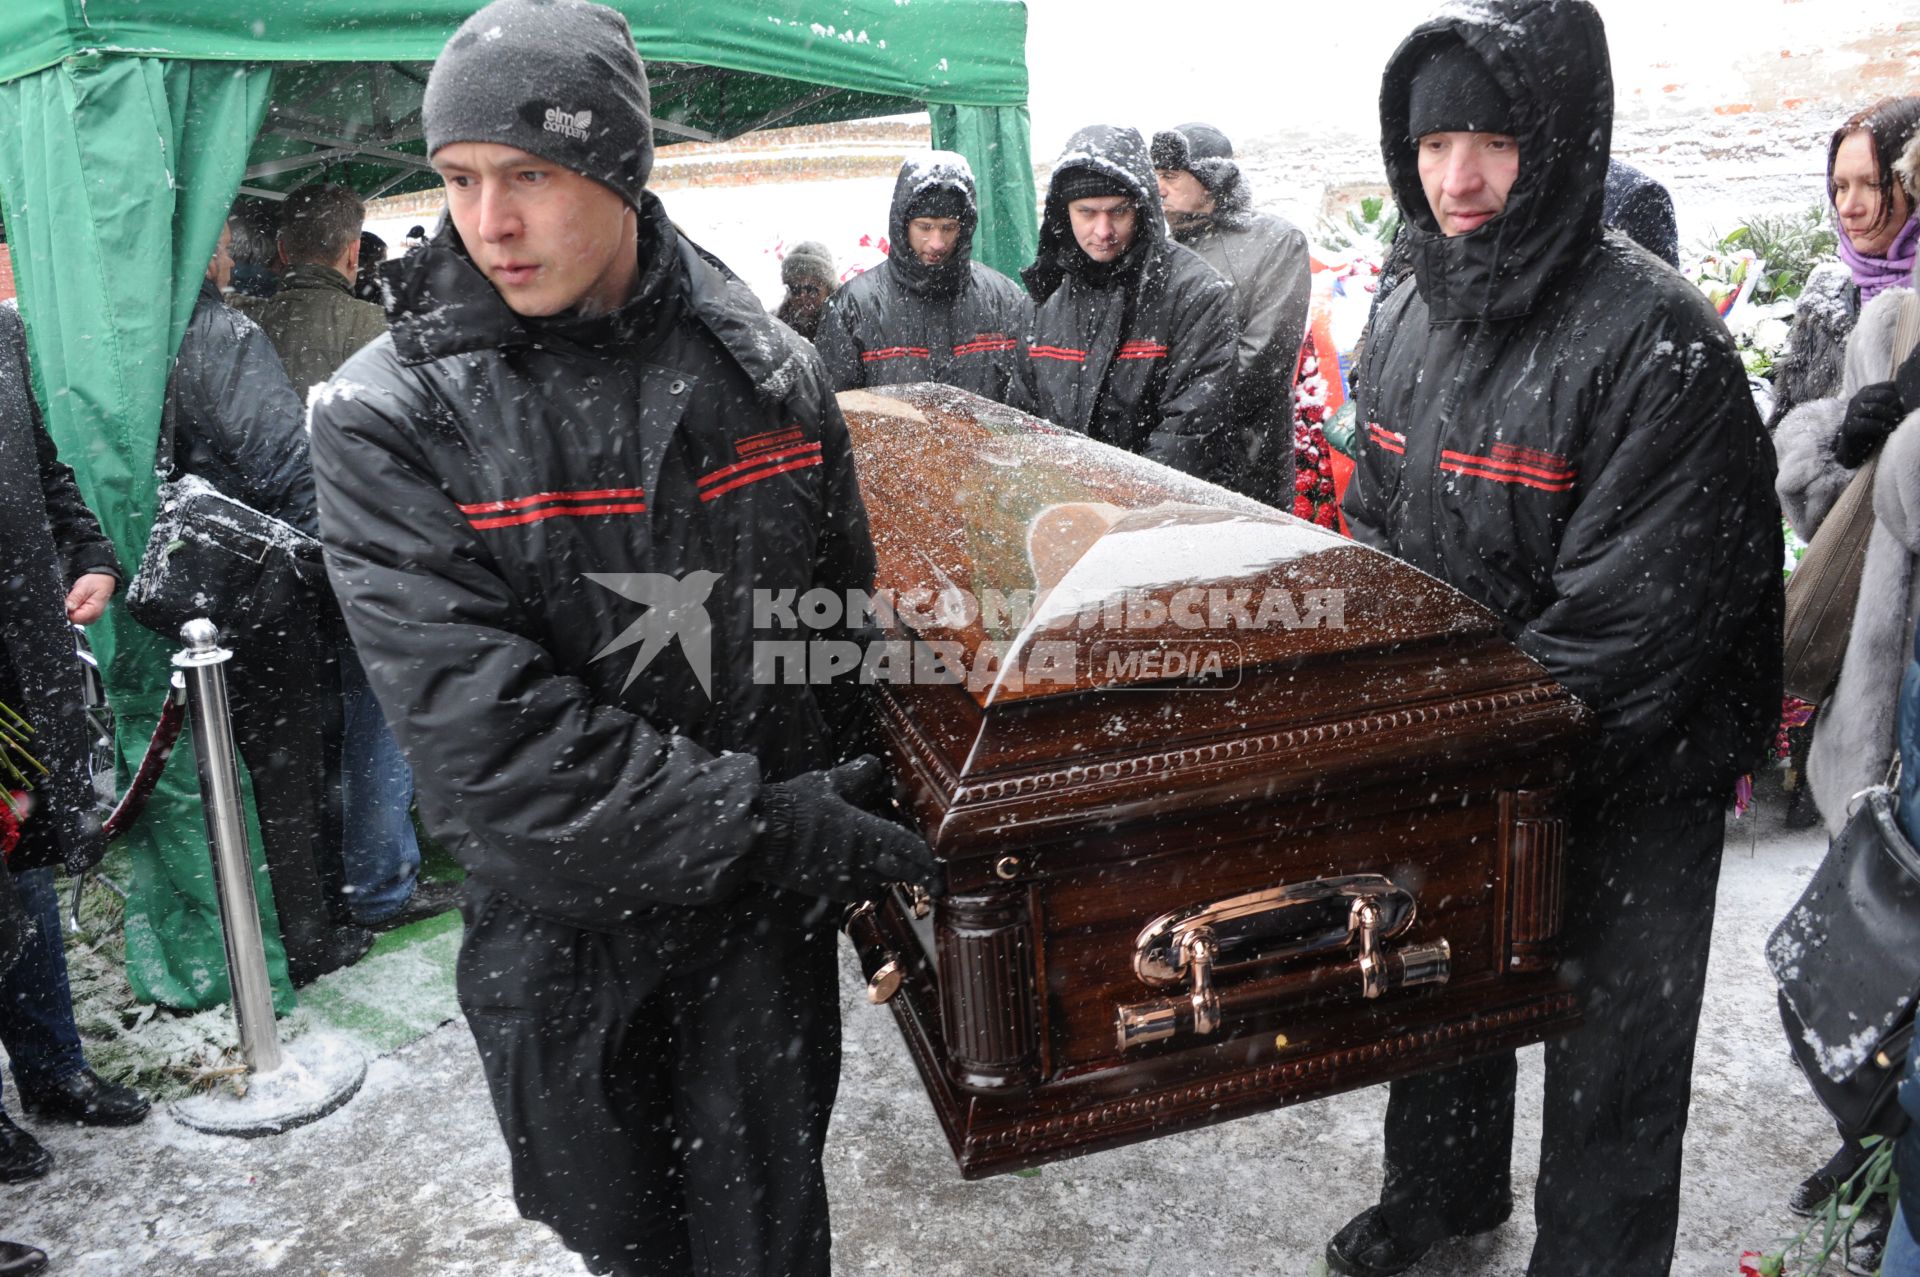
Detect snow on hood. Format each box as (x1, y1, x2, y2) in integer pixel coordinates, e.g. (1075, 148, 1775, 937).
(887, 149, 980, 295)
(1379, 0, 1612, 324)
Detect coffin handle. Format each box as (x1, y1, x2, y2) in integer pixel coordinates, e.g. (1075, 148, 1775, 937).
(1115, 886, 1451, 1051)
(843, 901, 905, 1004)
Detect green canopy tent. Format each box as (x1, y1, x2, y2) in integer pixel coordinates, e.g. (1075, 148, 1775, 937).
(0, 0, 1034, 1011)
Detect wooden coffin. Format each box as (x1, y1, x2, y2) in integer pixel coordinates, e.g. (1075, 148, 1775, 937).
(835, 384, 1591, 1179)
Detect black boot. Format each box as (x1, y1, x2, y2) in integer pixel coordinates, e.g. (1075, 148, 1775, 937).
(19, 1067, 150, 1127)
(287, 925, 376, 987)
(0, 1236, 45, 1267)
(1327, 1200, 1513, 1277)
(1327, 1208, 1431, 1277)
(0, 1111, 51, 1183)
(0, 1241, 47, 1276)
(1790, 1139, 1869, 1216)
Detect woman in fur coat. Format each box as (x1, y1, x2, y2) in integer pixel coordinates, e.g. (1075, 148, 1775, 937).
(1770, 97, 1920, 429)
(1777, 130, 1920, 834)
(1772, 126, 1920, 1248)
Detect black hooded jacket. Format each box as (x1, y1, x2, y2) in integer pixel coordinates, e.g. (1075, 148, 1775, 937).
(167, 280, 317, 535)
(1166, 159, 1313, 507)
(1018, 126, 1239, 485)
(815, 154, 1031, 402)
(311, 195, 875, 933)
(1344, 0, 1782, 803)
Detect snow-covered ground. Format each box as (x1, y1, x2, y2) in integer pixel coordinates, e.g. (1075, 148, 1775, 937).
(0, 796, 1854, 1275)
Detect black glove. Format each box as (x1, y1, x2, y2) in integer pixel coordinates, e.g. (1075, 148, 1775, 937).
(1835, 381, 1906, 469)
(1897, 345, 1920, 417)
(748, 755, 943, 903)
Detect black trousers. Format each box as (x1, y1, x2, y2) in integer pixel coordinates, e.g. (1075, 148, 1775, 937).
(225, 603, 345, 979)
(456, 888, 841, 1277)
(1376, 798, 1726, 1276)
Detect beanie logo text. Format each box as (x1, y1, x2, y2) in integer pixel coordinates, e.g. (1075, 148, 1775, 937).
(543, 107, 593, 141)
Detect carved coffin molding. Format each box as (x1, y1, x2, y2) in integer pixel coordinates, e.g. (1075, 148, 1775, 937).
(936, 889, 1039, 1089)
(1503, 790, 1567, 973)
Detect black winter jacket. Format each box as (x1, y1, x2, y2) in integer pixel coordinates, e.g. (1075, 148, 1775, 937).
(1019, 126, 1239, 485)
(816, 154, 1031, 402)
(0, 305, 120, 876)
(1346, 0, 1782, 804)
(311, 196, 875, 933)
(167, 280, 316, 535)
(1170, 166, 1313, 506)
(1601, 158, 1680, 269)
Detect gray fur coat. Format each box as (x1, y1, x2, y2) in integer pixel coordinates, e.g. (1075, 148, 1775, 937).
(1775, 284, 1920, 833)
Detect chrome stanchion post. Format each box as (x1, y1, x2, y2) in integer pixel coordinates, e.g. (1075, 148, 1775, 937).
(169, 618, 365, 1138)
(173, 619, 282, 1074)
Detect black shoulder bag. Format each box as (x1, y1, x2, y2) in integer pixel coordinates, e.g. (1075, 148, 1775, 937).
(1768, 784, 1920, 1139)
(124, 380, 322, 639)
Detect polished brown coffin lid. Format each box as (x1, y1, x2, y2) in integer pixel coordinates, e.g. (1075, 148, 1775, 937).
(839, 384, 1501, 708)
(839, 384, 1589, 856)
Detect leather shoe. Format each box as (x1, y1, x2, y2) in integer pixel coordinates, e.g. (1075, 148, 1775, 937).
(0, 1112, 51, 1183)
(19, 1068, 150, 1127)
(362, 877, 463, 933)
(0, 1241, 47, 1276)
(288, 925, 377, 987)
(1789, 1141, 1868, 1216)
(1326, 1201, 1512, 1277)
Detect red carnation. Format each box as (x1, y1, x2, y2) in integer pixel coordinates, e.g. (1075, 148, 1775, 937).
(1292, 495, 1314, 520)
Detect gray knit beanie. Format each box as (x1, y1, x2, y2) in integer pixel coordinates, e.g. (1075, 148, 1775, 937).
(781, 241, 837, 287)
(423, 0, 653, 206)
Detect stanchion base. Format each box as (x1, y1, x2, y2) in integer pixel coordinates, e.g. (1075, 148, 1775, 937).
(171, 1032, 368, 1138)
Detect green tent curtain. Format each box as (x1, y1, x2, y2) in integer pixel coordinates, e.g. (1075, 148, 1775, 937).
(931, 103, 1037, 282)
(0, 3, 1034, 273)
(0, 1, 1029, 104)
(0, 57, 297, 1011)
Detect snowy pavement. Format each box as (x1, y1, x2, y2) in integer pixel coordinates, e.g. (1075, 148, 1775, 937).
(0, 798, 1845, 1275)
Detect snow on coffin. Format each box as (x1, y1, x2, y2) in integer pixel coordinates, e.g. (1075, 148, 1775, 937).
(836, 384, 1591, 1179)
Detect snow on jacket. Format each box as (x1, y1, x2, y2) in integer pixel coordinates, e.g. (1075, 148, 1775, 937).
(1773, 285, 1920, 832)
(1769, 263, 1861, 429)
(0, 304, 120, 874)
(1169, 165, 1312, 507)
(816, 153, 1031, 403)
(167, 280, 317, 535)
(1345, 0, 1783, 804)
(1019, 125, 1239, 486)
(310, 195, 875, 933)
(252, 262, 389, 400)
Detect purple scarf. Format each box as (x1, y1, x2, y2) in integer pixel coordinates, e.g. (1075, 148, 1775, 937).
(1837, 212, 1920, 303)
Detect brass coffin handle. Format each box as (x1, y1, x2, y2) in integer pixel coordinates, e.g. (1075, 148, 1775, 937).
(843, 900, 906, 1005)
(1115, 875, 1451, 1051)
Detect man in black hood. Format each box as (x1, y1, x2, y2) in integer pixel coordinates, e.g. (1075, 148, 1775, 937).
(1328, 3, 1781, 1275)
(309, 2, 939, 1273)
(816, 152, 1030, 403)
(1152, 123, 1311, 506)
(1018, 125, 1238, 485)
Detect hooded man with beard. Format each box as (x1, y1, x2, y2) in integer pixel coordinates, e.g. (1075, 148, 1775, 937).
(1019, 126, 1238, 485)
(1327, 2, 1781, 1274)
(815, 152, 1030, 403)
(1152, 123, 1311, 506)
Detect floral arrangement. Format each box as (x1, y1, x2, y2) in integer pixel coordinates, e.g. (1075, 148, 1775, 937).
(0, 700, 40, 861)
(1742, 1136, 1894, 1276)
(1292, 339, 1340, 529)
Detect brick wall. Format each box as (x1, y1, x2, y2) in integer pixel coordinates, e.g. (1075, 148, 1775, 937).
(367, 118, 935, 220)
